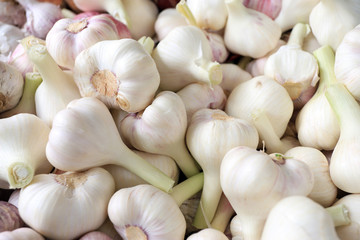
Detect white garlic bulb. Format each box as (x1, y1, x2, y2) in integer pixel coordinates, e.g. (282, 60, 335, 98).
(187, 228, 228, 240)
(220, 63, 252, 96)
(0, 228, 44, 240)
(19, 168, 115, 240)
(152, 25, 222, 92)
(224, 0, 281, 58)
(74, 38, 160, 113)
(154, 8, 187, 41)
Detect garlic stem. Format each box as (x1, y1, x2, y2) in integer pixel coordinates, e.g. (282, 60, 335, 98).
(325, 204, 351, 227)
(0, 72, 42, 118)
(287, 23, 310, 47)
(169, 172, 204, 206)
(192, 60, 222, 87)
(7, 162, 34, 189)
(210, 194, 235, 232)
(137, 36, 154, 55)
(103, 0, 131, 29)
(170, 144, 201, 178)
(176, 0, 198, 26)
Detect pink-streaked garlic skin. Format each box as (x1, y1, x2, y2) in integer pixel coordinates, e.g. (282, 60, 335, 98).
(205, 31, 229, 63)
(0, 201, 24, 232)
(7, 43, 33, 77)
(0, 227, 44, 240)
(293, 84, 317, 110)
(242, 0, 282, 20)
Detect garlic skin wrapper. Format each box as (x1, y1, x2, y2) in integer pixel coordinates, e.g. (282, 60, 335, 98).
(225, 75, 293, 139)
(303, 31, 321, 53)
(0, 22, 25, 62)
(0, 0, 26, 27)
(0, 201, 24, 232)
(0, 114, 52, 189)
(152, 25, 222, 92)
(46, 97, 175, 192)
(264, 23, 319, 109)
(220, 63, 252, 96)
(220, 147, 314, 240)
(309, 0, 360, 51)
(74, 39, 160, 113)
(274, 0, 319, 32)
(295, 45, 340, 150)
(19, 168, 115, 240)
(120, 91, 201, 178)
(176, 83, 227, 123)
(0, 228, 44, 240)
(154, 8, 187, 41)
(187, 228, 228, 240)
(79, 231, 112, 240)
(186, 0, 227, 31)
(8, 190, 20, 208)
(284, 147, 337, 207)
(46, 14, 121, 70)
(17, 0, 63, 39)
(242, 0, 282, 20)
(224, 0, 281, 58)
(103, 150, 179, 190)
(186, 109, 258, 228)
(0, 61, 24, 113)
(205, 32, 229, 63)
(334, 25, 360, 101)
(261, 196, 340, 240)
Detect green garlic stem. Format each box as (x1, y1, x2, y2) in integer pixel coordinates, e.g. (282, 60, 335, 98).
(170, 172, 204, 206)
(176, 0, 198, 27)
(192, 60, 223, 87)
(211, 194, 235, 232)
(138, 36, 155, 55)
(287, 23, 310, 47)
(326, 204, 351, 227)
(7, 162, 34, 189)
(169, 143, 201, 178)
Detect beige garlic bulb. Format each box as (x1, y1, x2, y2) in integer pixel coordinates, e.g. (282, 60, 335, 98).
(220, 147, 314, 240)
(152, 25, 222, 92)
(0, 114, 52, 189)
(154, 8, 187, 41)
(220, 63, 252, 96)
(0, 228, 44, 240)
(74, 38, 160, 113)
(225, 75, 293, 139)
(261, 196, 341, 240)
(46, 14, 121, 70)
(186, 109, 258, 228)
(19, 168, 115, 240)
(284, 147, 337, 207)
(224, 0, 281, 58)
(309, 0, 360, 51)
(187, 228, 228, 240)
(176, 83, 227, 123)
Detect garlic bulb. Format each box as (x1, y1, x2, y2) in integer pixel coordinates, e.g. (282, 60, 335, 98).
(46, 14, 121, 70)
(284, 147, 337, 207)
(8, 190, 20, 208)
(96, 218, 123, 240)
(0, 114, 52, 189)
(220, 147, 314, 240)
(0, 22, 25, 62)
(0, 0, 26, 27)
(0, 61, 24, 113)
(187, 228, 228, 240)
(186, 109, 258, 228)
(154, 8, 187, 41)
(46, 97, 175, 192)
(261, 196, 342, 240)
(152, 25, 222, 92)
(295, 45, 340, 150)
(18, 0, 63, 39)
(224, 0, 281, 58)
(79, 231, 112, 240)
(220, 63, 252, 96)
(334, 25, 360, 101)
(264, 23, 319, 109)
(225, 75, 293, 139)
(0, 201, 24, 232)
(186, 0, 227, 31)
(120, 91, 200, 178)
(103, 150, 179, 190)
(19, 168, 115, 240)
(176, 83, 227, 123)
(309, 0, 360, 50)
(205, 31, 229, 63)
(108, 173, 204, 240)
(0, 228, 44, 240)
(274, 0, 319, 32)
(242, 0, 282, 20)
(74, 38, 160, 113)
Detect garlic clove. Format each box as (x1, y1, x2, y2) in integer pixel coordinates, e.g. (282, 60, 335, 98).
(0, 227, 44, 240)
(154, 8, 187, 41)
(220, 63, 252, 96)
(303, 31, 321, 53)
(204, 31, 229, 63)
(79, 231, 112, 240)
(242, 0, 282, 20)
(187, 228, 228, 240)
(0, 201, 24, 232)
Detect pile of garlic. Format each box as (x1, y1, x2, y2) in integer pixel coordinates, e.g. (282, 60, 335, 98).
(1, 0, 360, 239)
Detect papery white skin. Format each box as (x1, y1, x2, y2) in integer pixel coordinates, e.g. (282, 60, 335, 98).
(120, 91, 201, 178)
(187, 0, 227, 31)
(220, 63, 252, 96)
(0, 0, 26, 27)
(333, 194, 360, 240)
(79, 231, 112, 240)
(225, 75, 293, 139)
(0, 228, 44, 240)
(220, 147, 314, 240)
(187, 228, 228, 240)
(108, 184, 186, 240)
(74, 39, 160, 113)
(0, 61, 23, 113)
(0, 23, 24, 62)
(152, 25, 222, 92)
(275, 0, 320, 32)
(284, 147, 337, 207)
(19, 168, 115, 240)
(17, 0, 63, 39)
(261, 196, 340, 240)
(335, 25, 360, 101)
(309, 0, 360, 51)
(303, 32, 321, 53)
(154, 8, 187, 41)
(46, 14, 120, 70)
(8, 190, 20, 208)
(242, 0, 282, 20)
(176, 83, 227, 123)
(224, 0, 281, 58)
(103, 150, 179, 190)
(186, 109, 259, 228)
(0, 114, 52, 189)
